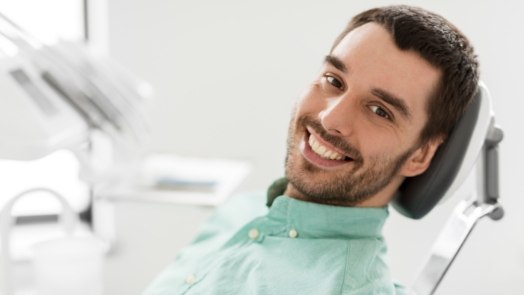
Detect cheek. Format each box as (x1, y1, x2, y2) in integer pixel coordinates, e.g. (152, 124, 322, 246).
(358, 129, 402, 159)
(359, 126, 421, 165)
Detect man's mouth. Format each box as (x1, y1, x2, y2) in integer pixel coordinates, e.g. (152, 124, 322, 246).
(300, 127, 355, 168)
(308, 134, 346, 161)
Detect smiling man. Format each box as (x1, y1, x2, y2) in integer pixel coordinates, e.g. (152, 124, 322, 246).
(144, 5, 478, 295)
(285, 21, 443, 208)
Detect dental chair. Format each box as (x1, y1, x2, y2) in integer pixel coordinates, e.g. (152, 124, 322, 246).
(393, 82, 504, 294)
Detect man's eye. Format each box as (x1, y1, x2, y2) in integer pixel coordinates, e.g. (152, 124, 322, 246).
(369, 105, 391, 120)
(323, 74, 344, 90)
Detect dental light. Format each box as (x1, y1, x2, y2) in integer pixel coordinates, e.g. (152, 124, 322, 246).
(0, 11, 152, 179)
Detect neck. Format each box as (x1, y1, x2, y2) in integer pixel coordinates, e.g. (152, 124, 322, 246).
(284, 176, 405, 208)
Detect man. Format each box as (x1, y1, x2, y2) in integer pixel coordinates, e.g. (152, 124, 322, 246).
(144, 5, 478, 294)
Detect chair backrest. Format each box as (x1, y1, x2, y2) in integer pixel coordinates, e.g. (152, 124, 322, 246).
(392, 83, 494, 219)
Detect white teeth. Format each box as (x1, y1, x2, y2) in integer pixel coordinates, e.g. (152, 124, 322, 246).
(312, 138, 320, 150)
(324, 150, 333, 158)
(308, 134, 344, 160)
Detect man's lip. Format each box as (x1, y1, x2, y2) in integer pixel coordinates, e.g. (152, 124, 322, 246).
(305, 126, 352, 159)
(299, 128, 354, 169)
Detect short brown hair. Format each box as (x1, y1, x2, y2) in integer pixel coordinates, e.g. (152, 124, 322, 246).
(331, 5, 479, 143)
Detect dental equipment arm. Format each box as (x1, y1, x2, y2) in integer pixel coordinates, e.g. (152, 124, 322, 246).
(392, 83, 504, 294)
(411, 120, 503, 295)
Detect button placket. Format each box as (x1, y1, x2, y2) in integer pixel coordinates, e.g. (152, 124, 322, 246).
(185, 273, 197, 285)
(288, 228, 298, 238)
(248, 228, 260, 240)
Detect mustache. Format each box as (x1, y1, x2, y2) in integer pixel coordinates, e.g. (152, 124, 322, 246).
(298, 115, 363, 162)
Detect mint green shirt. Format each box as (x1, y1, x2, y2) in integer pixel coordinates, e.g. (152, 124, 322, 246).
(143, 193, 406, 294)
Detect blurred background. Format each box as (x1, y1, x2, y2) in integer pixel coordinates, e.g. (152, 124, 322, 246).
(1, 0, 522, 294)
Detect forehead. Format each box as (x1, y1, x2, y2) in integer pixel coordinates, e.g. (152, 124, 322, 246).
(331, 22, 441, 123)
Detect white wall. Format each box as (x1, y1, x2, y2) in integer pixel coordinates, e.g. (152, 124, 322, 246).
(105, 0, 524, 293)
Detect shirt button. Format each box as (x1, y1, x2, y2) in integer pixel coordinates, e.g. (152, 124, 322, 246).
(288, 229, 298, 238)
(248, 228, 260, 240)
(185, 274, 197, 285)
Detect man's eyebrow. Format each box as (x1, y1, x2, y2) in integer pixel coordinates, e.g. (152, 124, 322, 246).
(371, 88, 412, 120)
(324, 55, 347, 73)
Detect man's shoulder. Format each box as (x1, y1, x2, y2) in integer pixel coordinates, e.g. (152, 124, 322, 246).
(215, 191, 268, 223)
(190, 191, 268, 244)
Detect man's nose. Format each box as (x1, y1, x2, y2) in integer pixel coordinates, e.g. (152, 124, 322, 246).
(319, 95, 356, 137)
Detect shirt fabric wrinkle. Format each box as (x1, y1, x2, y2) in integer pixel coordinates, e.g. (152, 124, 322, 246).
(143, 192, 406, 295)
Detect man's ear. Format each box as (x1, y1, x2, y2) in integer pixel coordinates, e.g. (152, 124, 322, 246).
(401, 136, 445, 177)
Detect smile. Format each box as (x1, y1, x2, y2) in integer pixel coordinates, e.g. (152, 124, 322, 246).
(309, 134, 345, 160)
(300, 127, 354, 169)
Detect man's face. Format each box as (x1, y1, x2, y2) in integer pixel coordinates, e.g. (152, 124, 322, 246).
(285, 22, 442, 207)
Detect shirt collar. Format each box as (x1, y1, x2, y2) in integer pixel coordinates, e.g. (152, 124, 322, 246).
(266, 195, 389, 239)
